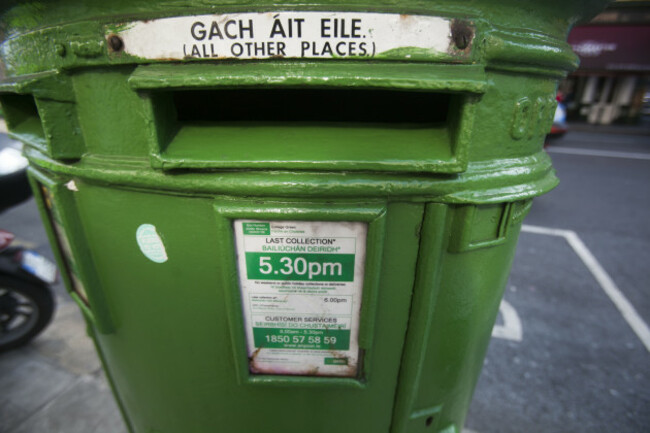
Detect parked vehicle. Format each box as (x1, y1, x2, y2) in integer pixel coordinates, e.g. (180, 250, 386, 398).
(0, 134, 56, 353)
(548, 92, 568, 138)
(0, 230, 57, 352)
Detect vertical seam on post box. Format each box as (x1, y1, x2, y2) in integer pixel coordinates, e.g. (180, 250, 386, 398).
(390, 203, 450, 433)
(25, 169, 131, 428)
(26, 167, 116, 334)
(86, 325, 137, 433)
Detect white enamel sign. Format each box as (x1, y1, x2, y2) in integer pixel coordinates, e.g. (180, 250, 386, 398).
(113, 12, 453, 60)
(233, 220, 367, 377)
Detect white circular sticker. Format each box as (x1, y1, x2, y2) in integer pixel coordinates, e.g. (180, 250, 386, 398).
(136, 224, 168, 263)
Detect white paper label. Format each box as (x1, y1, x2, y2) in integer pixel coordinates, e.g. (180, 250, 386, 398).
(114, 12, 453, 60)
(234, 220, 367, 377)
(136, 224, 168, 263)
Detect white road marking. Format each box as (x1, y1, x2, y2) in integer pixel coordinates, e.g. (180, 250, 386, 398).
(546, 146, 650, 161)
(492, 300, 523, 342)
(522, 224, 650, 353)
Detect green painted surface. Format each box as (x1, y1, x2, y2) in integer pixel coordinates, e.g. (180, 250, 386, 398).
(0, 1, 610, 432)
(71, 186, 423, 433)
(162, 122, 456, 172)
(127, 62, 489, 93)
(71, 67, 151, 157)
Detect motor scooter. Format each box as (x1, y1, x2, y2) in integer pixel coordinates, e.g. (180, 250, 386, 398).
(0, 133, 57, 353)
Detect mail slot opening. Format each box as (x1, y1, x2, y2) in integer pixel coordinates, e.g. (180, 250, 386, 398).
(150, 86, 469, 173)
(172, 88, 451, 124)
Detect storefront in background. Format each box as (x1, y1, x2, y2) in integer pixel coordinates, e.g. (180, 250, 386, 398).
(562, 2, 650, 124)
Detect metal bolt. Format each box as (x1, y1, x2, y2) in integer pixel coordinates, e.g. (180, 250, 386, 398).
(455, 32, 470, 50)
(451, 20, 473, 50)
(54, 43, 66, 57)
(107, 34, 124, 52)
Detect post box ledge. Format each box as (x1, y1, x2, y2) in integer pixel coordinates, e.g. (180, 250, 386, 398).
(24, 147, 557, 205)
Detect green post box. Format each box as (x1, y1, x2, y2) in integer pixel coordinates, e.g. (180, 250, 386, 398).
(0, 1, 609, 432)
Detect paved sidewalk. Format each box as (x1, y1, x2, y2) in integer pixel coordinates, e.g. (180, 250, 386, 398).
(1, 197, 127, 433)
(0, 293, 127, 433)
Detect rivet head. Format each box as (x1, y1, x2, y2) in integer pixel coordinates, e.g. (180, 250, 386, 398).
(107, 34, 124, 52)
(54, 43, 66, 56)
(451, 20, 473, 51)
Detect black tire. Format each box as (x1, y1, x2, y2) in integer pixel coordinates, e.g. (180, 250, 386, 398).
(0, 275, 55, 353)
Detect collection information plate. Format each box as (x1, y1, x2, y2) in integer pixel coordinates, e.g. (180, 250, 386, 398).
(233, 220, 367, 377)
(114, 12, 453, 61)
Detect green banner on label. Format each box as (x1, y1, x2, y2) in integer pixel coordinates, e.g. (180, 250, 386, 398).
(242, 222, 270, 235)
(245, 253, 355, 282)
(253, 328, 350, 350)
(324, 357, 349, 366)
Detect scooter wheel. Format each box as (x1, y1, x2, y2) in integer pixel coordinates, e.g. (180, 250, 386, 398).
(0, 275, 55, 353)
